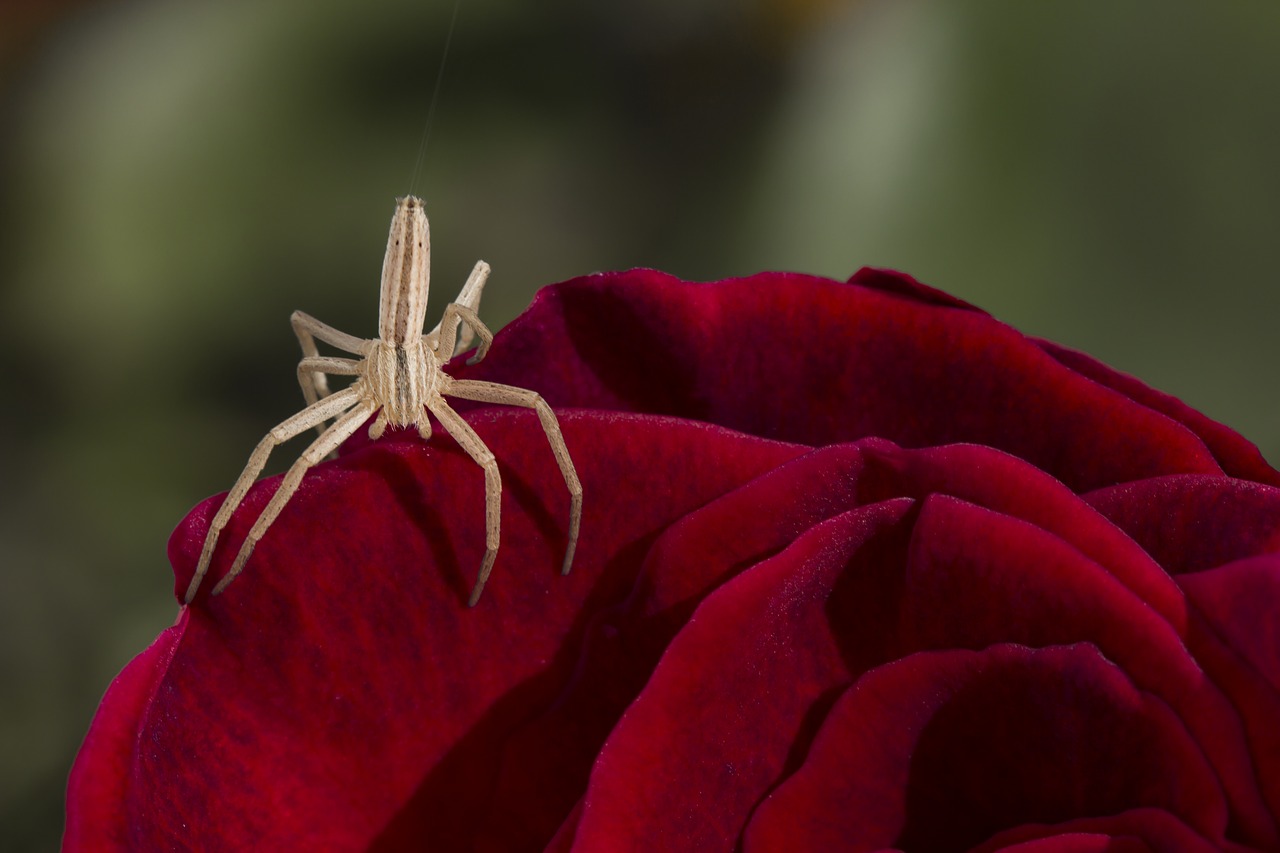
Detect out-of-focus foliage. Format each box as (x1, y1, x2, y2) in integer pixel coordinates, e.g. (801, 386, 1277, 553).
(0, 0, 1277, 849)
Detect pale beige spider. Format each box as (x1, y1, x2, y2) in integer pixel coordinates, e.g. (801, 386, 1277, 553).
(184, 196, 582, 607)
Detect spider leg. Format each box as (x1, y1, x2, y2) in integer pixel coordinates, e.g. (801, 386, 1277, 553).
(185, 386, 363, 603)
(455, 260, 491, 314)
(296, 355, 362, 439)
(425, 261, 490, 357)
(451, 261, 490, 355)
(292, 310, 370, 357)
(292, 310, 371, 436)
(428, 397, 501, 606)
(214, 399, 378, 596)
(296, 357, 360, 403)
(436, 303, 494, 366)
(442, 378, 581, 577)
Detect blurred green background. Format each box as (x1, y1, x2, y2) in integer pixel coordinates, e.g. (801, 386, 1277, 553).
(2, 0, 1278, 848)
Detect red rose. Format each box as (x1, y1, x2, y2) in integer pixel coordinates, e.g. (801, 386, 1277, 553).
(66, 269, 1280, 851)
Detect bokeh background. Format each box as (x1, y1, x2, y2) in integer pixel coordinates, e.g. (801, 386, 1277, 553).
(2, 0, 1278, 847)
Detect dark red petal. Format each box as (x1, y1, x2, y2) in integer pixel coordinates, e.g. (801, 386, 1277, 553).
(568, 500, 918, 851)
(856, 442, 1187, 626)
(1181, 611, 1280, 836)
(1082, 479, 1280, 824)
(68, 413, 804, 850)
(1039, 339, 1280, 487)
(973, 808, 1244, 853)
(1180, 556, 1280, 692)
(473, 444, 878, 850)
(847, 265, 986, 311)
(988, 838, 1149, 853)
(541, 800, 582, 853)
(743, 645, 1228, 852)
(477, 439, 1278, 850)
(64, 622, 182, 850)
(455, 270, 1230, 491)
(861, 442, 1280, 832)
(1085, 475, 1280, 574)
(898, 495, 1273, 844)
(1172, 555, 1280, 824)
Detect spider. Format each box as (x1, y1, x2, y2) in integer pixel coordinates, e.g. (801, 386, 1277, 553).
(184, 196, 582, 607)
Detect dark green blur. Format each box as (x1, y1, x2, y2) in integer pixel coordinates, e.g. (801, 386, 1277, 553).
(1, 1, 1278, 849)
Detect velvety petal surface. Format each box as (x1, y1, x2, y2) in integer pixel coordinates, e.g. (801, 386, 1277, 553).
(1179, 556, 1280, 691)
(898, 496, 1272, 842)
(64, 624, 182, 851)
(69, 413, 803, 850)
(973, 808, 1244, 853)
(474, 437, 1232, 850)
(989, 839, 1149, 853)
(568, 501, 918, 851)
(452, 269, 1274, 492)
(1037, 339, 1280, 487)
(1085, 475, 1280, 574)
(743, 645, 1228, 852)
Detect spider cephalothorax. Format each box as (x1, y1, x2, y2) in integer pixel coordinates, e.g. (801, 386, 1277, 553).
(185, 196, 582, 606)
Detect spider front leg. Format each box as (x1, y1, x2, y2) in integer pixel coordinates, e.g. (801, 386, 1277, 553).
(427, 398, 501, 606)
(214, 399, 378, 596)
(292, 311, 371, 437)
(185, 386, 363, 603)
(426, 260, 490, 356)
(297, 356, 362, 441)
(435, 300, 494, 366)
(435, 303, 493, 365)
(443, 377, 582, 577)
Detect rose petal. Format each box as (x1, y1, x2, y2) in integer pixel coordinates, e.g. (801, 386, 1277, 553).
(1085, 475, 1280, 575)
(1180, 611, 1280, 836)
(64, 622, 183, 850)
(568, 500, 918, 851)
(541, 800, 582, 853)
(70, 412, 804, 850)
(472, 444, 878, 849)
(974, 808, 1243, 853)
(743, 645, 1228, 851)
(477, 439, 1275, 849)
(455, 270, 1228, 491)
(1179, 555, 1280, 690)
(847, 265, 984, 311)
(990, 838, 1148, 853)
(1039, 340, 1280, 487)
(898, 495, 1273, 844)
(857, 442, 1188, 627)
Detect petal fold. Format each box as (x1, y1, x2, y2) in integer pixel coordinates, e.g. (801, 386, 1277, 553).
(743, 645, 1228, 851)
